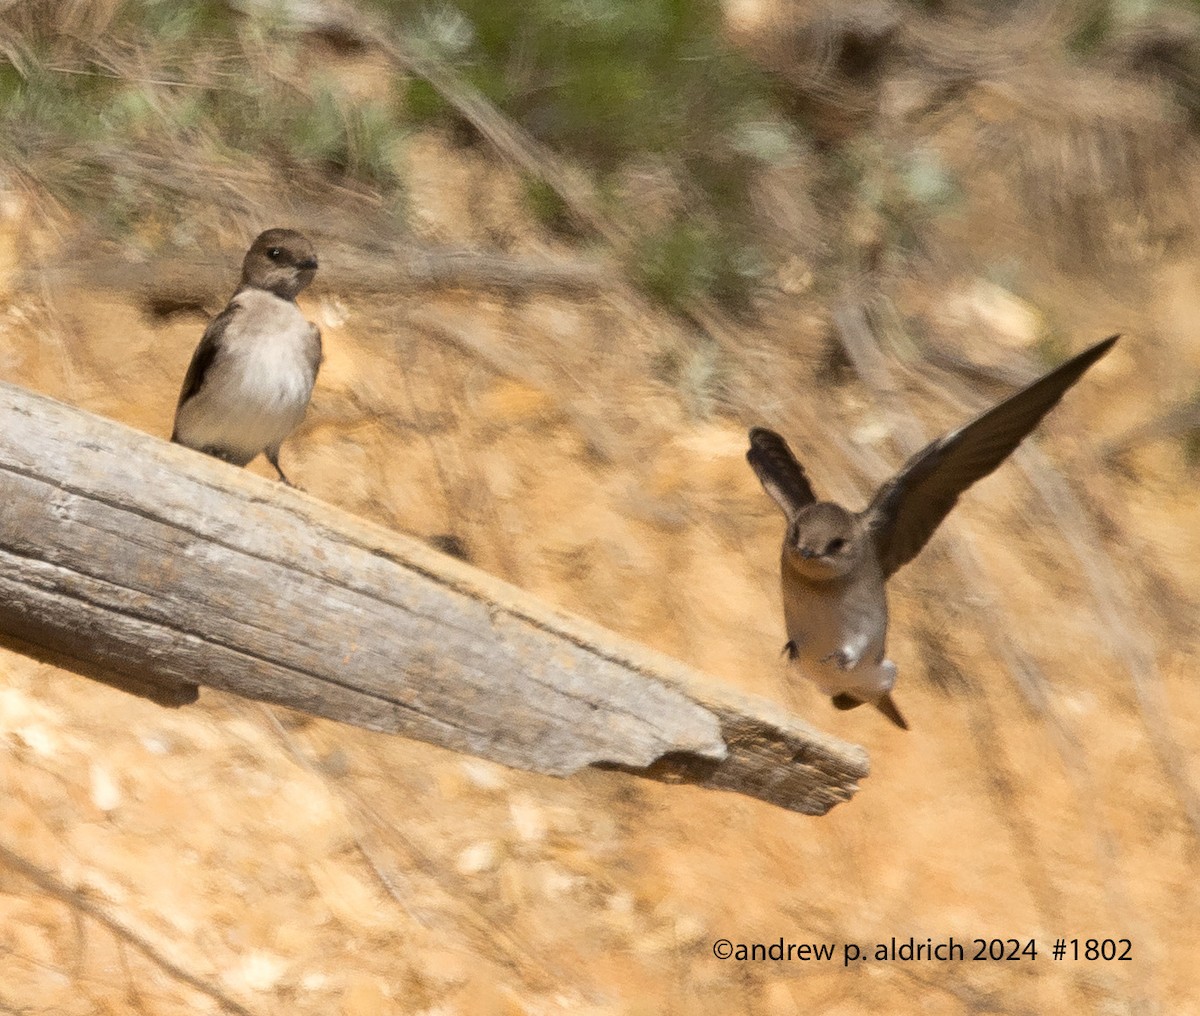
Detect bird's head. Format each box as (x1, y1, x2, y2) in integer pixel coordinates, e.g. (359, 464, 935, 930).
(241, 228, 319, 300)
(784, 502, 861, 579)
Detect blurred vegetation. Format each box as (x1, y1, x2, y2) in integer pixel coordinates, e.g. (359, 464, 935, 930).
(0, 1, 408, 225)
(387, 0, 788, 313)
(2, 0, 1200, 323)
(0, 0, 794, 313)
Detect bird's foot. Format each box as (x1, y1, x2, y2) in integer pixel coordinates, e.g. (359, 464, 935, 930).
(822, 646, 863, 670)
(265, 448, 300, 489)
(270, 463, 302, 490)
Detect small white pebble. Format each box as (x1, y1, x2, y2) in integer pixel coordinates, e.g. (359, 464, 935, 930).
(13, 724, 58, 756)
(299, 971, 328, 992)
(607, 891, 635, 914)
(508, 796, 546, 844)
(228, 951, 288, 993)
(458, 759, 507, 791)
(139, 732, 173, 756)
(89, 765, 121, 812)
(456, 841, 497, 875)
(850, 420, 891, 446)
(539, 865, 581, 897)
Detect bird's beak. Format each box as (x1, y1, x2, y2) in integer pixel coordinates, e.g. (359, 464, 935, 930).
(298, 257, 319, 271)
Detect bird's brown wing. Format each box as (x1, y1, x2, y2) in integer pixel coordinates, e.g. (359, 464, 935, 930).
(864, 335, 1118, 578)
(746, 427, 818, 523)
(172, 303, 241, 422)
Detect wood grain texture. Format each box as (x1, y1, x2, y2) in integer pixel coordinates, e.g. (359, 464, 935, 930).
(0, 381, 868, 814)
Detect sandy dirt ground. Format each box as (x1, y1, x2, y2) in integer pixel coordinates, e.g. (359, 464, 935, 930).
(2, 119, 1198, 1015)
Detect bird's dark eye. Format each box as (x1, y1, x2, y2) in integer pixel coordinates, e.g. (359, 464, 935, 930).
(825, 537, 846, 555)
(267, 247, 282, 259)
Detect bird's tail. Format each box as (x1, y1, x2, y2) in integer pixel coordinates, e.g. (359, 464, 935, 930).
(875, 692, 909, 730)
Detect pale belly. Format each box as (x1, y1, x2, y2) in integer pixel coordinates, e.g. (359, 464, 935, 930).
(782, 569, 897, 701)
(175, 345, 315, 464)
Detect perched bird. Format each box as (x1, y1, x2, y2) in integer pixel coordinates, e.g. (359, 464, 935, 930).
(747, 335, 1118, 730)
(171, 228, 322, 486)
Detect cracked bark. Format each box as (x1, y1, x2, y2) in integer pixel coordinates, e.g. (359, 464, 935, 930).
(0, 381, 868, 815)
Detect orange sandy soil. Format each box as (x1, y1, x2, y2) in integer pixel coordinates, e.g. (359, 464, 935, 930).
(1, 132, 1198, 1015)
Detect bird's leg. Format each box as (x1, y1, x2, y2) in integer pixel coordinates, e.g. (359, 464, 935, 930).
(822, 635, 869, 671)
(265, 446, 297, 488)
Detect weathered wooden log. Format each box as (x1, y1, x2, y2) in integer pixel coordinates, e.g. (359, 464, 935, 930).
(0, 381, 868, 814)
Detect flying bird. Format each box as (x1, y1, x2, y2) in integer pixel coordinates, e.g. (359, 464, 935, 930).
(171, 228, 322, 486)
(747, 335, 1118, 730)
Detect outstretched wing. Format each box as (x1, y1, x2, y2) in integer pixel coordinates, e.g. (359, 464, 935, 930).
(864, 335, 1118, 578)
(746, 427, 817, 523)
